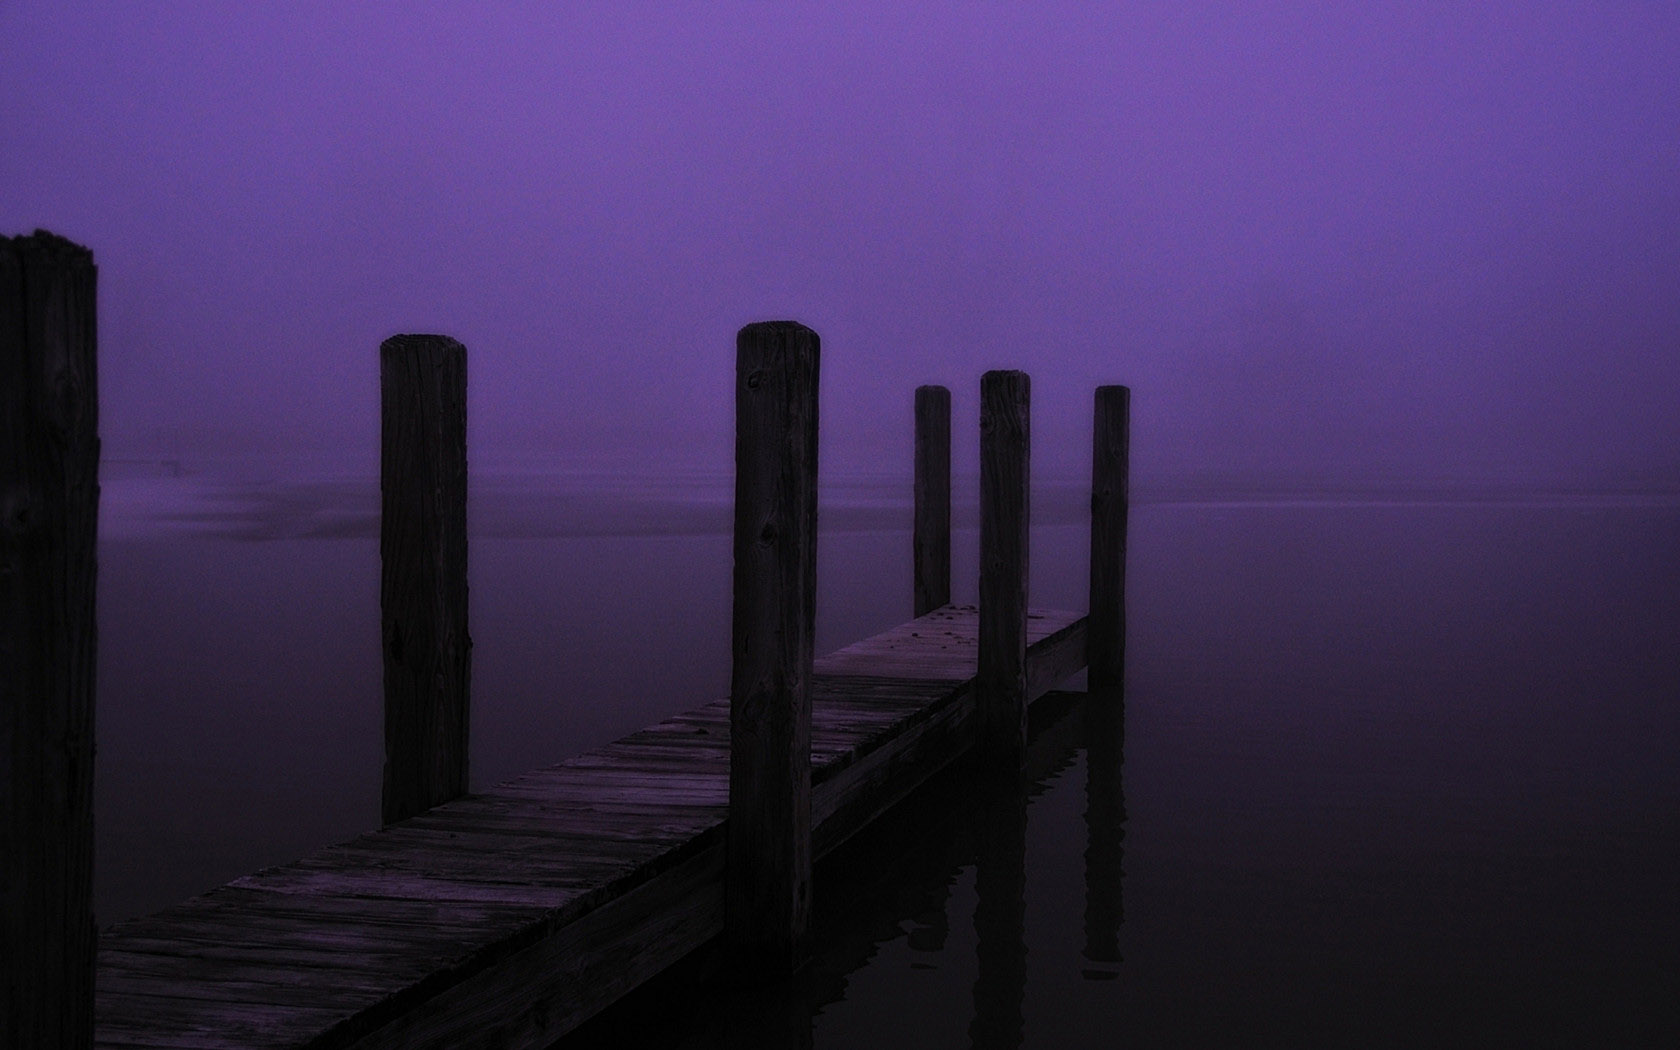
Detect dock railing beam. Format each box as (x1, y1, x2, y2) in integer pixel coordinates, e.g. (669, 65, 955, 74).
(727, 320, 820, 972)
(2, 231, 99, 1050)
(1088, 385, 1130, 692)
(977, 369, 1030, 768)
(379, 334, 470, 827)
(913, 385, 952, 617)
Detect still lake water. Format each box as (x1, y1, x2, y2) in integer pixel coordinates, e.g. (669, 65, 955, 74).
(95, 467, 1679, 1046)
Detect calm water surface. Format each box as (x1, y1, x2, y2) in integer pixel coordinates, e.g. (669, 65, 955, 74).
(95, 470, 1680, 1046)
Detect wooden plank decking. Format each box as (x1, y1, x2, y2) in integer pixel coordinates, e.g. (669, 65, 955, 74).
(94, 604, 1087, 1050)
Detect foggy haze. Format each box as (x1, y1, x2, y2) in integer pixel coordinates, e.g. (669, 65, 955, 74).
(4, 2, 1676, 487)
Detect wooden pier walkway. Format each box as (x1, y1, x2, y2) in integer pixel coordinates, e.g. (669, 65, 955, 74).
(93, 605, 1086, 1049)
(6, 242, 1129, 1050)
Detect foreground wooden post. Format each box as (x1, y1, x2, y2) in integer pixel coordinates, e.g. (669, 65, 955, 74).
(727, 321, 819, 971)
(380, 334, 469, 826)
(1088, 385, 1130, 692)
(977, 370, 1029, 768)
(1, 231, 98, 1050)
(913, 385, 952, 617)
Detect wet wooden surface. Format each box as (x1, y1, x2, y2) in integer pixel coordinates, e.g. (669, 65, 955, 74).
(94, 604, 1086, 1050)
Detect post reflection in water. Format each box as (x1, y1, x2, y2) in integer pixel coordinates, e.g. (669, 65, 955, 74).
(719, 981, 814, 1050)
(1082, 687, 1125, 980)
(968, 774, 1028, 1050)
(555, 688, 1121, 1049)
(969, 687, 1126, 1048)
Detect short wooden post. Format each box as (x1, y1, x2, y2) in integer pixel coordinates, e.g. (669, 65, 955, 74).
(380, 334, 470, 826)
(913, 385, 952, 617)
(1088, 385, 1130, 692)
(1, 231, 98, 1050)
(977, 369, 1029, 768)
(727, 321, 819, 971)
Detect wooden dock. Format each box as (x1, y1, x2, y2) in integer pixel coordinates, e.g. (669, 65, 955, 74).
(6, 241, 1131, 1049)
(94, 605, 1087, 1049)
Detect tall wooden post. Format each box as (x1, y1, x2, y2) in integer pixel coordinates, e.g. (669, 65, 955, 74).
(380, 334, 469, 826)
(913, 385, 951, 617)
(1087, 385, 1130, 692)
(977, 370, 1029, 768)
(1, 231, 98, 1050)
(727, 321, 819, 971)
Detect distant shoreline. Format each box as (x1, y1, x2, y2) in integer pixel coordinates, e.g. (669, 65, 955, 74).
(96, 468, 1680, 544)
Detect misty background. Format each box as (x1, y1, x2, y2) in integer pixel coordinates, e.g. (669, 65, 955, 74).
(3, 1, 1676, 489)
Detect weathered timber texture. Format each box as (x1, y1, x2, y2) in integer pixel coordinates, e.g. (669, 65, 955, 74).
(93, 606, 1086, 1050)
(1088, 385, 1130, 692)
(338, 847, 726, 1050)
(1, 231, 98, 1050)
(977, 370, 1030, 768)
(728, 320, 819, 971)
(913, 384, 952, 617)
(812, 607, 1084, 857)
(379, 335, 469, 826)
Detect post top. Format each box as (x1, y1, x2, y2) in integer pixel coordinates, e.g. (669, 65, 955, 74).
(738, 320, 817, 338)
(381, 333, 466, 355)
(2, 229, 95, 264)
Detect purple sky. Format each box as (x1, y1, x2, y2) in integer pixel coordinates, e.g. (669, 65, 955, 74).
(4, 2, 1677, 484)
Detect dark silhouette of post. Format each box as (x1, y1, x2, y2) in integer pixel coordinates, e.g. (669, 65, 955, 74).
(380, 334, 469, 826)
(969, 779, 1029, 1050)
(2, 231, 98, 1050)
(913, 385, 951, 617)
(1088, 385, 1130, 692)
(727, 320, 819, 972)
(977, 370, 1029, 768)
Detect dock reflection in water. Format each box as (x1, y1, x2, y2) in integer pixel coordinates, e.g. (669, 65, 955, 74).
(559, 686, 1121, 1050)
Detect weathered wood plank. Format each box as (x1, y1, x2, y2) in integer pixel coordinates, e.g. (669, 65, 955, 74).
(1027, 617, 1089, 701)
(338, 846, 725, 1050)
(401, 803, 720, 846)
(2, 230, 99, 1050)
(96, 992, 345, 1050)
(98, 950, 398, 998)
(811, 682, 975, 856)
(98, 959, 387, 1012)
(230, 865, 596, 908)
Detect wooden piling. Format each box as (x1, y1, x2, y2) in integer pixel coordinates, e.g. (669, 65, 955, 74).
(1, 231, 98, 1050)
(379, 334, 469, 827)
(727, 320, 819, 971)
(977, 370, 1029, 768)
(913, 385, 952, 617)
(1088, 385, 1130, 692)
